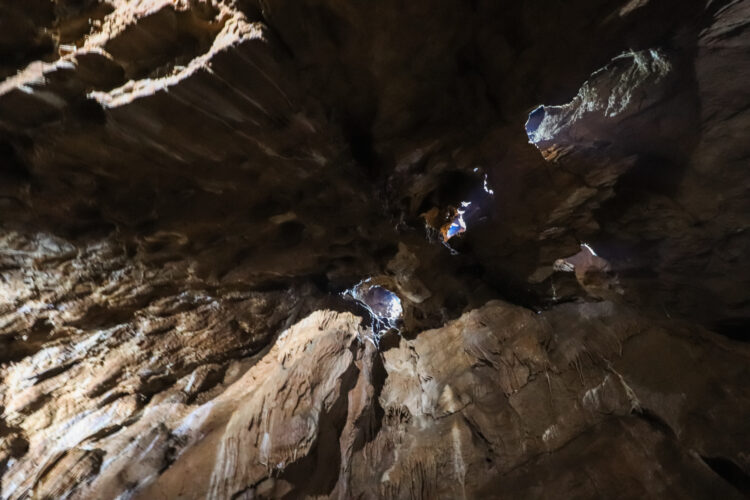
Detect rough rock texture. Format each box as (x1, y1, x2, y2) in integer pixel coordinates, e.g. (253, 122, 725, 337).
(1, 0, 749, 498)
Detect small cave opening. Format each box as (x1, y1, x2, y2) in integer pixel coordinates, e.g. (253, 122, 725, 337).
(525, 105, 546, 144)
(550, 241, 622, 301)
(554, 243, 605, 270)
(419, 168, 495, 253)
(343, 278, 403, 341)
(444, 202, 470, 240)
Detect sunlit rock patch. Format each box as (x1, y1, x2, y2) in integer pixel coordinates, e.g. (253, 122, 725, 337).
(524, 49, 674, 160)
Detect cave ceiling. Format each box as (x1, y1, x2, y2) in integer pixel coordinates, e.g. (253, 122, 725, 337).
(0, 0, 749, 498)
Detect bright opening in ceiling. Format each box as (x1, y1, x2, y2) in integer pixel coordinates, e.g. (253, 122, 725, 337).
(343, 278, 403, 338)
(525, 105, 546, 144)
(442, 201, 470, 241)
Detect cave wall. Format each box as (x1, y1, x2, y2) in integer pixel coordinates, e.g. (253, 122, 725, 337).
(1, 0, 749, 498)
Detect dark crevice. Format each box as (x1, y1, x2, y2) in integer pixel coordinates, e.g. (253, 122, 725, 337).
(34, 449, 70, 487)
(65, 284, 180, 331)
(0, 317, 61, 365)
(711, 317, 750, 343)
(0, 141, 31, 181)
(137, 374, 179, 402)
(97, 391, 129, 409)
(88, 369, 124, 398)
(351, 347, 386, 454)
(85, 423, 127, 442)
(344, 118, 379, 175)
(277, 360, 360, 498)
(701, 455, 750, 497)
(32, 361, 80, 385)
(159, 432, 188, 474)
(633, 407, 678, 440)
(17, 393, 53, 417)
(185, 365, 228, 404)
(0, 419, 30, 489)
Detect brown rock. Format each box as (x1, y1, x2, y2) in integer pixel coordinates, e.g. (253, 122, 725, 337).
(1, 0, 749, 498)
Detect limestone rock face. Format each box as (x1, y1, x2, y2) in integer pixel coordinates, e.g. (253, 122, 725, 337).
(1, 0, 749, 498)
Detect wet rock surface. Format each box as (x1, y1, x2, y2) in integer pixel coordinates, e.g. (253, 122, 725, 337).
(1, 0, 749, 498)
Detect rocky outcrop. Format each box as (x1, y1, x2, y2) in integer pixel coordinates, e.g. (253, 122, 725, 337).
(1, 0, 749, 498)
(3, 294, 749, 498)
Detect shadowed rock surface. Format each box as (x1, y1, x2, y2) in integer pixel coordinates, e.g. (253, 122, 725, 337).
(0, 0, 749, 498)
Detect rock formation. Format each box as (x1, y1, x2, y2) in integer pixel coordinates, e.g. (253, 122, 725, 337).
(0, 0, 748, 498)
